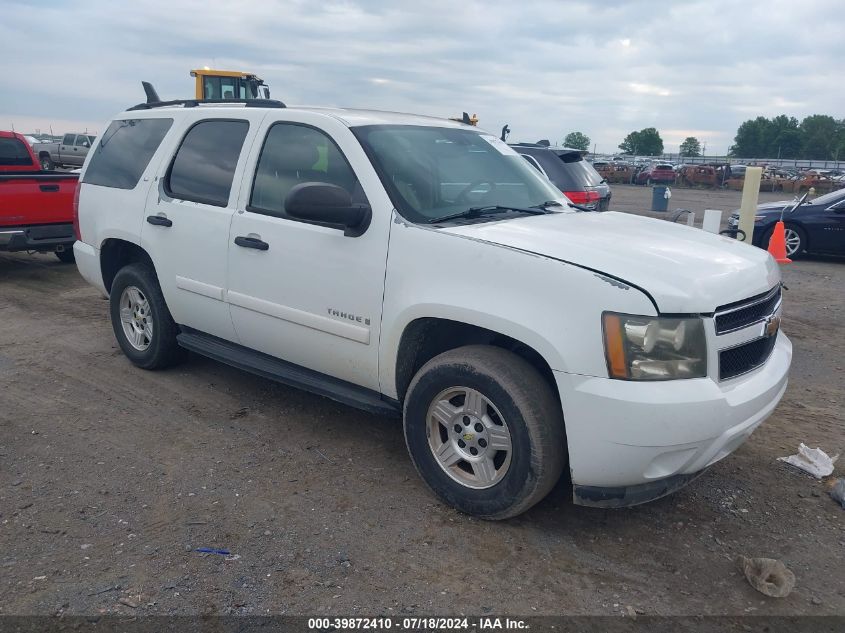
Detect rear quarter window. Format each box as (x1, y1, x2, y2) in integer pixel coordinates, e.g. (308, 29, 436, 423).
(0, 137, 33, 166)
(526, 150, 582, 190)
(165, 119, 249, 207)
(83, 118, 173, 189)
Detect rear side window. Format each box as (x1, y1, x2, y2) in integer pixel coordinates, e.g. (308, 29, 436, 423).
(166, 120, 249, 207)
(527, 150, 581, 190)
(84, 118, 173, 190)
(62, 134, 75, 146)
(0, 137, 33, 166)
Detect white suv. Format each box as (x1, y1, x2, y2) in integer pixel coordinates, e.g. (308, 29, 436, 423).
(73, 96, 791, 519)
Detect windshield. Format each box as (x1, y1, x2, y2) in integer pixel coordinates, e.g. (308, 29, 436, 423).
(353, 125, 567, 223)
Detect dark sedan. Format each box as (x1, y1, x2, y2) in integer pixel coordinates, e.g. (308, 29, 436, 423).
(728, 188, 845, 257)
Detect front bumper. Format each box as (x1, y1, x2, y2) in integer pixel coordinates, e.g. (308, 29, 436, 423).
(0, 223, 75, 252)
(556, 333, 791, 507)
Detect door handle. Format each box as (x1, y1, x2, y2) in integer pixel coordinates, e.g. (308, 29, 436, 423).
(39, 184, 59, 192)
(146, 215, 172, 227)
(234, 236, 269, 251)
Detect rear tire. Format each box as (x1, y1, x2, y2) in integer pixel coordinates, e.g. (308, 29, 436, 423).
(403, 345, 566, 520)
(55, 249, 75, 263)
(40, 155, 54, 171)
(109, 263, 185, 369)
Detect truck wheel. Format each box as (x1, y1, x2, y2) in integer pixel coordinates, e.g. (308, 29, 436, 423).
(109, 263, 185, 369)
(55, 249, 75, 263)
(403, 345, 565, 520)
(40, 155, 54, 170)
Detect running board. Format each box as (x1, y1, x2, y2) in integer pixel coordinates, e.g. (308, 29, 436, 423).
(176, 329, 400, 417)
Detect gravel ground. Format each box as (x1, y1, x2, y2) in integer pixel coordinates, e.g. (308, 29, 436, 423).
(1, 185, 843, 618)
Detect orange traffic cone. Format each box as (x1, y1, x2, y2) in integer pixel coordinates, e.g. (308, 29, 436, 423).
(767, 221, 792, 264)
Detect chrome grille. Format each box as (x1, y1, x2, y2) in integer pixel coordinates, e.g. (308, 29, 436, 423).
(719, 335, 778, 380)
(715, 286, 781, 335)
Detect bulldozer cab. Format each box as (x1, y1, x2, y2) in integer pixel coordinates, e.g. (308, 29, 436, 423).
(190, 69, 270, 101)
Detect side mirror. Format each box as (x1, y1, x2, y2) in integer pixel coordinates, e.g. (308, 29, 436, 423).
(285, 182, 371, 237)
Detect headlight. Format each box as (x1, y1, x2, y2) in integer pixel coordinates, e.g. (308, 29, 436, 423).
(602, 313, 707, 380)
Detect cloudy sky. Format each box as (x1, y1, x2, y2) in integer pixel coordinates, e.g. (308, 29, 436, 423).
(2, 0, 842, 154)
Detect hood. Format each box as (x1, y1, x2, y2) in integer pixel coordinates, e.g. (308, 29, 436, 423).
(730, 200, 797, 217)
(441, 211, 780, 313)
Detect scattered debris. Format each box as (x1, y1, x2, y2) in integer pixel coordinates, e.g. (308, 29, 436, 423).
(778, 444, 839, 478)
(88, 585, 120, 597)
(118, 597, 139, 608)
(736, 556, 795, 598)
(830, 479, 845, 509)
(195, 547, 230, 556)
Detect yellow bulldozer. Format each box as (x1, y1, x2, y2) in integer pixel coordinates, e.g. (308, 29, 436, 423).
(190, 69, 271, 101)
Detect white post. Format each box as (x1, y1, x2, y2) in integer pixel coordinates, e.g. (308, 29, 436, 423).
(737, 166, 763, 243)
(686, 211, 696, 226)
(703, 209, 722, 233)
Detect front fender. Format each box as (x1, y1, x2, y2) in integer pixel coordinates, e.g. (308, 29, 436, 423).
(378, 220, 657, 399)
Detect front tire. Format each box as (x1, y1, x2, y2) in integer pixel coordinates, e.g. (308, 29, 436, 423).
(403, 345, 565, 520)
(109, 263, 185, 369)
(763, 223, 806, 258)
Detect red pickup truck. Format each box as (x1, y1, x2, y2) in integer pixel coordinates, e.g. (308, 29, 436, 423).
(0, 131, 79, 262)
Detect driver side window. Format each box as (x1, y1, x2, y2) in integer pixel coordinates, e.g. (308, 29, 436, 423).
(249, 123, 365, 219)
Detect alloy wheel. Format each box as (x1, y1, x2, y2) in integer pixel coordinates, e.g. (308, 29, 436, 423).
(119, 285, 153, 351)
(426, 386, 512, 489)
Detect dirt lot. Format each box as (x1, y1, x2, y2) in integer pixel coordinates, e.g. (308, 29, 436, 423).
(1, 185, 843, 618)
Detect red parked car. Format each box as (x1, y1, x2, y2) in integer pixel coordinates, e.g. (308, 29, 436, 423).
(634, 162, 676, 186)
(0, 131, 79, 262)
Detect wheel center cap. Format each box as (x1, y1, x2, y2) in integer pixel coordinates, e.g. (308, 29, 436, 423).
(462, 432, 474, 441)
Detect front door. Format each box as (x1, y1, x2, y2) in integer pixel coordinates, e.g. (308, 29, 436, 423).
(226, 116, 392, 390)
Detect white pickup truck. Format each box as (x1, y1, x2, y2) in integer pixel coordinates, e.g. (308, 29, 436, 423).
(72, 97, 791, 519)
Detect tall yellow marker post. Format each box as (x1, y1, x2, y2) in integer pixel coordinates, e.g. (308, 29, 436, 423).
(736, 166, 763, 243)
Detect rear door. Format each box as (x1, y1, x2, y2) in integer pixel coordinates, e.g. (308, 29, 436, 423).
(59, 134, 75, 164)
(226, 113, 392, 390)
(141, 113, 263, 341)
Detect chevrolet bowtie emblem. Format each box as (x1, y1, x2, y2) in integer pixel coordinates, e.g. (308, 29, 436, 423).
(764, 315, 781, 338)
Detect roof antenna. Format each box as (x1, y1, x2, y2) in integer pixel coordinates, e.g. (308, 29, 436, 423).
(142, 81, 161, 104)
(500, 124, 510, 142)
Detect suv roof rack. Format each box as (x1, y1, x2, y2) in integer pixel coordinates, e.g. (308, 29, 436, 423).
(128, 80, 286, 111)
(128, 98, 286, 111)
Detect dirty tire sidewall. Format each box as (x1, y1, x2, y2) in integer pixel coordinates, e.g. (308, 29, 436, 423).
(109, 263, 184, 370)
(403, 345, 565, 520)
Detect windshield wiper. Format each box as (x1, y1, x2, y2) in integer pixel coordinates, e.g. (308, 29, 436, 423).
(426, 205, 548, 224)
(532, 198, 593, 213)
(532, 200, 563, 210)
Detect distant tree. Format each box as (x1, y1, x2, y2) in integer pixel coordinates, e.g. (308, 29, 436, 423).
(730, 117, 770, 157)
(679, 137, 701, 157)
(563, 131, 590, 151)
(619, 128, 663, 156)
(800, 114, 840, 160)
